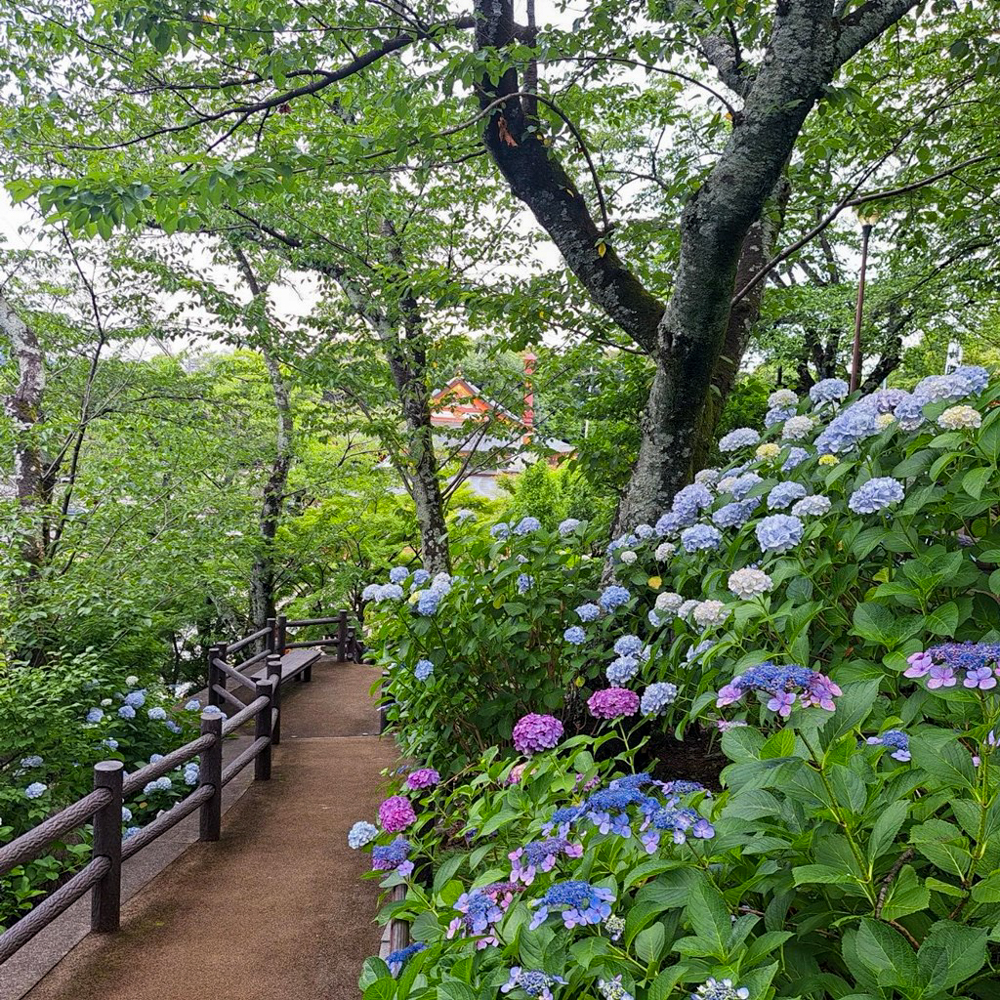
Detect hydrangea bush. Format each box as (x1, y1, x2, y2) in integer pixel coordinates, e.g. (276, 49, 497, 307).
(0, 657, 202, 930)
(358, 368, 1000, 1000)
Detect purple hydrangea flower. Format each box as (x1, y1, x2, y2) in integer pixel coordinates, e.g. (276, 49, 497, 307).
(405, 768, 440, 791)
(378, 795, 417, 833)
(588, 688, 640, 720)
(528, 880, 615, 930)
(716, 662, 842, 716)
(513, 714, 564, 755)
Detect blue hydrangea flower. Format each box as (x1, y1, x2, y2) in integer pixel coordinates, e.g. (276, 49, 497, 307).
(121, 807, 132, 822)
(375, 583, 404, 602)
(613, 635, 643, 657)
(727, 472, 762, 501)
(347, 820, 379, 849)
(641, 682, 678, 715)
(517, 573, 534, 594)
(791, 494, 831, 517)
(606, 656, 640, 685)
(411, 569, 430, 587)
(576, 603, 600, 622)
(515, 516, 541, 535)
(361, 583, 380, 601)
(692, 977, 749, 1000)
(103, 738, 119, 750)
(491, 522, 511, 540)
(21, 755, 44, 768)
(124, 690, 146, 708)
(848, 477, 904, 514)
(809, 378, 849, 404)
(564, 626, 586, 645)
(165, 720, 182, 734)
(558, 518, 581, 536)
(143, 776, 172, 795)
(415, 591, 441, 616)
(415, 659, 434, 682)
(86, 707, 104, 723)
(389, 566, 409, 584)
(529, 880, 615, 930)
(680, 524, 722, 553)
(672, 483, 713, 517)
(814, 401, 880, 453)
(607, 532, 638, 554)
(118, 705, 136, 720)
(782, 447, 808, 471)
(184, 699, 201, 711)
(25, 782, 47, 799)
(147, 707, 167, 721)
(866, 729, 910, 762)
(654, 511, 687, 536)
(183, 763, 199, 785)
(711, 501, 755, 530)
(599, 586, 631, 612)
(718, 427, 760, 452)
(756, 514, 805, 553)
(634, 523, 655, 539)
(387, 941, 426, 977)
(767, 482, 807, 510)
(764, 405, 795, 428)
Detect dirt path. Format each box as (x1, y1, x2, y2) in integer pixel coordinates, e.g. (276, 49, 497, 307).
(22, 661, 395, 1000)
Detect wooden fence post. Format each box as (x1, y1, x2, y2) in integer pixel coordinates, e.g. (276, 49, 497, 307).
(276, 615, 287, 653)
(337, 610, 349, 663)
(388, 885, 409, 952)
(266, 616, 277, 654)
(267, 653, 282, 745)
(254, 679, 273, 781)
(207, 642, 228, 709)
(199, 713, 223, 842)
(91, 760, 123, 933)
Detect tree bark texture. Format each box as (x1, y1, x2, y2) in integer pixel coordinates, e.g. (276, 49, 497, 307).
(0, 291, 46, 567)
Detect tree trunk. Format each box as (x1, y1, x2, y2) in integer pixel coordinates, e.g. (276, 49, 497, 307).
(231, 246, 295, 631)
(691, 176, 792, 471)
(250, 347, 293, 630)
(0, 291, 46, 568)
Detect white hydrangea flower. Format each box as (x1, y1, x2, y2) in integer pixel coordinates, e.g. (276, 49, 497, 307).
(695, 468, 721, 487)
(717, 476, 737, 493)
(792, 494, 832, 518)
(781, 415, 814, 440)
(938, 405, 982, 430)
(655, 542, 676, 561)
(876, 413, 896, 430)
(693, 599, 730, 630)
(768, 389, 798, 408)
(619, 550, 638, 565)
(727, 567, 773, 599)
(655, 591, 684, 612)
(756, 442, 780, 460)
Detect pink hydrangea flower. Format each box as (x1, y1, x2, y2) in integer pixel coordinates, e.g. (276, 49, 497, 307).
(378, 795, 417, 832)
(512, 713, 564, 755)
(587, 687, 640, 720)
(405, 768, 441, 791)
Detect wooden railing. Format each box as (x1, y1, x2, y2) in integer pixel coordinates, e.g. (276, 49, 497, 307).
(0, 610, 360, 965)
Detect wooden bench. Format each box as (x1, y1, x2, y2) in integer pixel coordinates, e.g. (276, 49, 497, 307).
(251, 647, 321, 685)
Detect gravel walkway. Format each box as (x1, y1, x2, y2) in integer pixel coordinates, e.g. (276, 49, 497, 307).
(22, 661, 394, 1000)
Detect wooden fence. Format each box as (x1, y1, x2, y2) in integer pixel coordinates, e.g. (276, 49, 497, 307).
(0, 611, 361, 965)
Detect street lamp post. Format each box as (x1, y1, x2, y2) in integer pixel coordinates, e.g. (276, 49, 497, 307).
(849, 207, 880, 393)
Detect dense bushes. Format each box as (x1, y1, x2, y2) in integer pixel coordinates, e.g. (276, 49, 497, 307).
(357, 367, 1000, 1000)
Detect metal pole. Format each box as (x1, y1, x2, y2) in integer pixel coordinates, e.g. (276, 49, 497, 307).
(199, 713, 223, 842)
(850, 222, 873, 393)
(91, 760, 124, 932)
